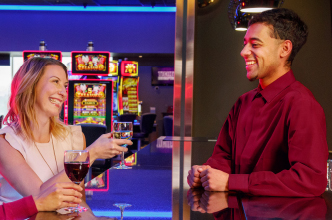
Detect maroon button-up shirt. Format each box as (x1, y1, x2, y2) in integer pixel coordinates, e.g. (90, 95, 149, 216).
(205, 70, 328, 197)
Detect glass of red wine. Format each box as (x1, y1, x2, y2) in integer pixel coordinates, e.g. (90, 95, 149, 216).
(64, 150, 90, 212)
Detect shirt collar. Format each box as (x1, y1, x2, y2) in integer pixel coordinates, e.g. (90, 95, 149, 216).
(256, 70, 296, 103)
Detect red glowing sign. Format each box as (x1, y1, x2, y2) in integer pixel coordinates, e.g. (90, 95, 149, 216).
(121, 61, 138, 76)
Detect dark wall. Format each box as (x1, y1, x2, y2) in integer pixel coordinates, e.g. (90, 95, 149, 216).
(193, 0, 332, 151)
(193, 0, 254, 139)
(138, 66, 173, 137)
(0, 10, 175, 53)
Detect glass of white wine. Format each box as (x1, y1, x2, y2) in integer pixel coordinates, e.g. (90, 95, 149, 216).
(113, 122, 133, 169)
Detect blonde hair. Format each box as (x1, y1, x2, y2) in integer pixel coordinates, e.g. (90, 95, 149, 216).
(4, 57, 69, 142)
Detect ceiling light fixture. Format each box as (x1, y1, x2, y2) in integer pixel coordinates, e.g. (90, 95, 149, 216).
(228, 0, 284, 31)
(234, 7, 253, 31)
(240, 0, 284, 13)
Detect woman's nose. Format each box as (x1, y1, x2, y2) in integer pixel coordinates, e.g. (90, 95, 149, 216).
(58, 87, 67, 97)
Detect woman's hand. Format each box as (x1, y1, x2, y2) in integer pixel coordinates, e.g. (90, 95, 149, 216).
(87, 133, 132, 163)
(33, 182, 83, 212)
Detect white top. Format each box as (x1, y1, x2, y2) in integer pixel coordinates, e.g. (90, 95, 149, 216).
(0, 125, 84, 202)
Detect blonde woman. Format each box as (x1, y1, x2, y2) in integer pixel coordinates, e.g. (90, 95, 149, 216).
(0, 57, 131, 201)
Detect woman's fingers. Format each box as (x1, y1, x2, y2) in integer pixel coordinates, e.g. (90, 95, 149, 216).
(56, 182, 83, 191)
(104, 132, 113, 138)
(61, 195, 82, 204)
(111, 138, 133, 146)
(113, 145, 128, 152)
(60, 201, 78, 209)
(54, 183, 83, 208)
(61, 188, 82, 198)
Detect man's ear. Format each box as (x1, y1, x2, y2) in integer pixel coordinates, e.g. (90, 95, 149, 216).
(280, 40, 292, 59)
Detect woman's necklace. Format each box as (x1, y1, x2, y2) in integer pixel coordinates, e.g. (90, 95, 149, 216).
(34, 135, 59, 176)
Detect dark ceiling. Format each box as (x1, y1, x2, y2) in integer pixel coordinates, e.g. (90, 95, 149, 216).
(0, 0, 176, 7)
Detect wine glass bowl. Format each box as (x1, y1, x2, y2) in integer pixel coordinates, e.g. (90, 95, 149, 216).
(112, 122, 133, 169)
(64, 150, 90, 212)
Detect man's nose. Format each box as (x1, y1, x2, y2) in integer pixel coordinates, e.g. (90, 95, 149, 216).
(240, 45, 250, 58)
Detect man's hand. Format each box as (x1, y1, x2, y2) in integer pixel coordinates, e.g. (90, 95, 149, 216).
(187, 189, 229, 214)
(33, 182, 83, 212)
(199, 167, 229, 191)
(187, 165, 210, 188)
(187, 188, 204, 212)
(199, 191, 228, 213)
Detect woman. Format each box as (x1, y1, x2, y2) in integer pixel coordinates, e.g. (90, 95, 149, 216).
(0, 57, 131, 201)
(1, 182, 82, 219)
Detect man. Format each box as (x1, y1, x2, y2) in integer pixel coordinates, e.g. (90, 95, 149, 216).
(187, 8, 328, 197)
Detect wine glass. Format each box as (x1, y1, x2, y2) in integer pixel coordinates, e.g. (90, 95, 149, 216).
(64, 150, 90, 212)
(112, 122, 133, 169)
(114, 203, 131, 220)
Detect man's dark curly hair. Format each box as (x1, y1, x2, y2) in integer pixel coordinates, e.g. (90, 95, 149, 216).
(248, 8, 308, 66)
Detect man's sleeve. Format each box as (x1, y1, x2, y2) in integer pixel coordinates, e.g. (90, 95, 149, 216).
(228, 96, 328, 196)
(204, 102, 239, 174)
(0, 196, 38, 219)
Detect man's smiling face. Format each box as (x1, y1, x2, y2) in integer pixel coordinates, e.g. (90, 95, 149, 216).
(240, 23, 284, 83)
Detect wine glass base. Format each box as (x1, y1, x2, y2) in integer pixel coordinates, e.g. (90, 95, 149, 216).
(64, 205, 88, 213)
(113, 203, 132, 208)
(113, 164, 132, 169)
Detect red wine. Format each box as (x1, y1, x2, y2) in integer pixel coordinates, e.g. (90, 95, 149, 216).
(64, 162, 90, 184)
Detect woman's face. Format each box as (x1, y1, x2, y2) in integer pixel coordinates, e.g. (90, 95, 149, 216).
(34, 65, 68, 119)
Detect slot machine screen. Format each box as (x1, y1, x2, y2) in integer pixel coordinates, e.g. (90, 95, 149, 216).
(23, 51, 62, 61)
(71, 51, 110, 75)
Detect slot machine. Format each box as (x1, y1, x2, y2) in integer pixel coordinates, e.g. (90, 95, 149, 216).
(119, 61, 139, 115)
(64, 51, 113, 132)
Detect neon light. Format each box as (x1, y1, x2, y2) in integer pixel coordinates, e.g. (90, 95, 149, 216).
(93, 211, 172, 217)
(0, 5, 176, 12)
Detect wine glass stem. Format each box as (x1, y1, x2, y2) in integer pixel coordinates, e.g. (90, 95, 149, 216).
(121, 207, 124, 219)
(74, 182, 81, 211)
(121, 151, 125, 167)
